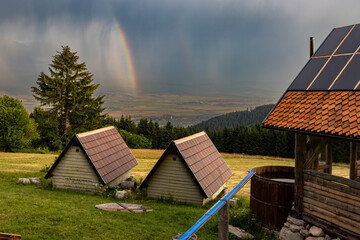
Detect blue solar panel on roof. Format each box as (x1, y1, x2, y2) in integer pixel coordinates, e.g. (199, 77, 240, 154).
(308, 55, 350, 90)
(312, 26, 352, 57)
(288, 57, 328, 90)
(285, 24, 360, 91)
(335, 24, 360, 55)
(332, 54, 360, 90)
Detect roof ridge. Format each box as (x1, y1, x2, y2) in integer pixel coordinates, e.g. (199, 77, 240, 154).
(77, 126, 115, 138)
(334, 23, 358, 29)
(176, 136, 209, 153)
(174, 131, 206, 144)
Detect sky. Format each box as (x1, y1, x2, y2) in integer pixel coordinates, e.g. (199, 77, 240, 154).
(1, 0, 360, 111)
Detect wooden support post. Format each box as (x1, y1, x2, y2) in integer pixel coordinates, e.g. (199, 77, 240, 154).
(326, 141, 333, 174)
(218, 202, 229, 240)
(304, 137, 325, 169)
(310, 37, 314, 57)
(295, 133, 306, 218)
(313, 156, 319, 171)
(350, 142, 357, 180)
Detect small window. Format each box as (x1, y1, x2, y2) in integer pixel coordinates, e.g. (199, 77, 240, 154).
(76, 148, 79, 152)
(172, 157, 176, 161)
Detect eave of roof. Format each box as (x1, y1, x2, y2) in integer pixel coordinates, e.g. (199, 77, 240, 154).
(45, 126, 138, 185)
(44, 135, 105, 184)
(140, 132, 232, 198)
(263, 91, 360, 142)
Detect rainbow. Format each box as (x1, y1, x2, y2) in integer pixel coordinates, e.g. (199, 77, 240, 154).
(112, 18, 138, 92)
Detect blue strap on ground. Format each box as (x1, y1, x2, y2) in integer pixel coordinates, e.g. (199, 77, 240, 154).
(178, 170, 255, 240)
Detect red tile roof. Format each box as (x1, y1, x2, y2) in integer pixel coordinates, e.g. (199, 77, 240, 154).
(263, 91, 360, 139)
(140, 132, 232, 198)
(45, 126, 138, 184)
(264, 24, 360, 141)
(76, 126, 138, 184)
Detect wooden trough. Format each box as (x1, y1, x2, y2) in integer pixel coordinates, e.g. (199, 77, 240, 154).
(250, 166, 294, 230)
(0, 232, 21, 240)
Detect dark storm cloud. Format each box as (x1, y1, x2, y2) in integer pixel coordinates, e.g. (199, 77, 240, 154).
(1, 0, 360, 99)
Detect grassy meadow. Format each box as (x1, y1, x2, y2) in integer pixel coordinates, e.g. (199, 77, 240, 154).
(0, 150, 350, 239)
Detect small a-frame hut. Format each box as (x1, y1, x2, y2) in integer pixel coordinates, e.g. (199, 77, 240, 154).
(140, 132, 232, 205)
(45, 126, 138, 192)
(263, 24, 360, 239)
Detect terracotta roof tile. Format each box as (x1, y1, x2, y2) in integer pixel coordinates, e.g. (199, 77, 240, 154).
(77, 126, 138, 184)
(173, 132, 232, 197)
(263, 91, 360, 139)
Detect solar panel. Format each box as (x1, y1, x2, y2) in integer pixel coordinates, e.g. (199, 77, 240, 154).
(287, 23, 360, 91)
(308, 55, 350, 90)
(335, 24, 360, 55)
(312, 25, 353, 57)
(333, 54, 360, 90)
(288, 57, 328, 90)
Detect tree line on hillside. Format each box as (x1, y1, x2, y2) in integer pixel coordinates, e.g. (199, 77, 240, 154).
(194, 104, 275, 130)
(0, 45, 351, 164)
(0, 94, 350, 163)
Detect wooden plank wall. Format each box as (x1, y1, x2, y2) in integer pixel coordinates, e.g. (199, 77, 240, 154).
(147, 154, 204, 205)
(52, 146, 100, 192)
(302, 169, 360, 240)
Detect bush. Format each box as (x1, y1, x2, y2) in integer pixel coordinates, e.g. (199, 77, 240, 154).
(118, 129, 152, 149)
(0, 95, 39, 152)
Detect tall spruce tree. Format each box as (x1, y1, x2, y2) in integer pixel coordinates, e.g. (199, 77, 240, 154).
(32, 46, 104, 137)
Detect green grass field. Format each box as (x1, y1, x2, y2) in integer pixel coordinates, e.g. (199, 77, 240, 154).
(0, 150, 350, 239)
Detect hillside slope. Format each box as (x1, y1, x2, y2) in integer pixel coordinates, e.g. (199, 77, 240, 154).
(193, 104, 274, 130)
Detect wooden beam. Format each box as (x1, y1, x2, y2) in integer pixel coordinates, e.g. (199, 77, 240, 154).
(304, 138, 327, 169)
(350, 142, 357, 180)
(325, 141, 333, 174)
(304, 170, 360, 193)
(218, 202, 229, 240)
(295, 133, 306, 218)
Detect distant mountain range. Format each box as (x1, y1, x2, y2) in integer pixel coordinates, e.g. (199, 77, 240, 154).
(193, 104, 275, 130)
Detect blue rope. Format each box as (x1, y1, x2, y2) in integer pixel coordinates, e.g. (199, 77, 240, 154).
(178, 170, 255, 240)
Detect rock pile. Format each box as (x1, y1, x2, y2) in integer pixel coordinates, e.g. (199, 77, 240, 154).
(279, 216, 341, 240)
(18, 177, 40, 184)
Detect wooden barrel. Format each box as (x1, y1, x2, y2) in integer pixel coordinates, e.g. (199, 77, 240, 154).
(250, 166, 294, 230)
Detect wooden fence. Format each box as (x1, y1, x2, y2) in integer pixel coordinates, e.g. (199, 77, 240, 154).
(302, 169, 360, 240)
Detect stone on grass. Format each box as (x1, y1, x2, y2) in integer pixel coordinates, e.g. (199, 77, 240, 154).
(18, 178, 31, 184)
(279, 227, 304, 240)
(29, 178, 40, 184)
(229, 198, 239, 206)
(309, 226, 325, 237)
(115, 190, 127, 199)
(324, 235, 331, 240)
(18, 177, 40, 184)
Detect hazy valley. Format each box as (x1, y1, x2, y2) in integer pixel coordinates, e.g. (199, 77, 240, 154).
(103, 92, 276, 126)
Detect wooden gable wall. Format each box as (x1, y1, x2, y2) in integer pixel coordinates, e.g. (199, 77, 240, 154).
(52, 145, 100, 192)
(146, 154, 204, 205)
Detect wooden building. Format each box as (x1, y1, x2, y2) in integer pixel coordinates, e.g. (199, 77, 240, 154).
(263, 24, 360, 239)
(45, 126, 138, 192)
(140, 132, 232, 205)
